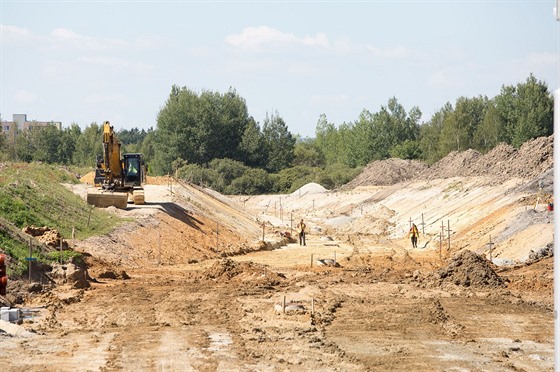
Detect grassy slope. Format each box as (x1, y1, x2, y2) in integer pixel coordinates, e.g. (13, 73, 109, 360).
(0, 163, 123, 276)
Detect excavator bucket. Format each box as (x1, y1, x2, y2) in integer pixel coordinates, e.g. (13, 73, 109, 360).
(86, 190, 129, 209)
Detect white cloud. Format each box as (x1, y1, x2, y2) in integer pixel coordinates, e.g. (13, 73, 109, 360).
(14, 89, 37, 104)
(50, 27, 82, 40)
(225, 26, 330, 51)
(0, 24, 35, 43)
(48, 27, 126, 50)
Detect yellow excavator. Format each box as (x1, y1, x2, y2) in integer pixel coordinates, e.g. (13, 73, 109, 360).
(86, 121, 146, 208)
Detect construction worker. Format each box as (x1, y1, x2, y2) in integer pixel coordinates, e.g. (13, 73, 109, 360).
(409, 223, 419, 248)
(297, 219, 307, 246)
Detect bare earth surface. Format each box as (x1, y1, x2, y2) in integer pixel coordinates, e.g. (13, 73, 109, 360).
(0, 137, 554, 371)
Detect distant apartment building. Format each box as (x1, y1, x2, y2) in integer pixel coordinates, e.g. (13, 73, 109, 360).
(1, 114, 62, 135)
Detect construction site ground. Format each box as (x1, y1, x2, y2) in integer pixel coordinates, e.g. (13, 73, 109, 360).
(0, 138, 555, 371)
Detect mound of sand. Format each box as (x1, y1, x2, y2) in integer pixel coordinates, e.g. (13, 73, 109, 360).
(422, 149, 482, 179)
(80, 171, 95, 185)
(435, 250, 505, 288)
(341, 158, 428, 189)
(201, 258, 286, 285)
(291, 182, 327, 196)
(345, 135, 553, 188)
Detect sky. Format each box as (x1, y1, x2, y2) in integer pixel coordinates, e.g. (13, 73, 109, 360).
(1, 1, 559, 138)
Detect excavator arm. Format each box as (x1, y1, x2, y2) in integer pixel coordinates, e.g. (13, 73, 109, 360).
(102, 121, 124, 189)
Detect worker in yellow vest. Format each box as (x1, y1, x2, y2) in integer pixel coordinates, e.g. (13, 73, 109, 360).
(297, 219, 307, 246)
(409, 223, 419, 248)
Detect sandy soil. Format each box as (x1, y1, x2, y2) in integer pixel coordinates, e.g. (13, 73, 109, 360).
(0, 167, 553, 371)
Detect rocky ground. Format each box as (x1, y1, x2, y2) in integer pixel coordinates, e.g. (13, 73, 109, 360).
(0, 136, 554, 371)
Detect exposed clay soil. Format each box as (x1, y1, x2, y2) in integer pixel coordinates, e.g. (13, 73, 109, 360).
(0, 136, 554, 371)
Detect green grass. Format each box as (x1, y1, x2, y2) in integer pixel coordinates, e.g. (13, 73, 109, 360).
(0, 162, 124, 276)
(0, 230, 30, 276)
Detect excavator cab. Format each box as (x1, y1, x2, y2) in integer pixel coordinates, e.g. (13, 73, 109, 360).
(123, 153, 145, 187)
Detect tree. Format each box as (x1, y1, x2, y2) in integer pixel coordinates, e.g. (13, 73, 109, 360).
(511, 74, 553, 147)
(494, 74, 553, 148)
(418, 103, 452, 164)
(239, 118, 265, 167)
(59, 123, 82, 164)
(13, 130, 33, 162)
(152, 86, 200, 175)
(293, 137, 325, 168)
(1, 122, 23, 161)
(474, 101, 502, 153)
(389, 140, 422, 160)
(152, 85, 253, 175)
(315, 114, 345, 166)
(29, 124, 63, 163)
(73, 123, 102, 166)
(118, 127, 150, 145)
(227, 168, 272, 195)
(209, 158, 248, 188)
(439, 96, 487, 154)
(350, 109, 376, 165)
(262, 111, 295, 173)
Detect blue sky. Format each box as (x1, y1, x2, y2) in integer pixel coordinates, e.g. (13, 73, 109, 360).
(1, 1, 559, 138)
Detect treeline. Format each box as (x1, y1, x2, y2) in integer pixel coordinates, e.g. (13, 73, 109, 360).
(0, 74, 553, 194)
(0, 123, 152, 168)
(315, 74, 553, 166)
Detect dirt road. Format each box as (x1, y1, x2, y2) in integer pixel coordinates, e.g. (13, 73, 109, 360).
(0, 175, 553, 371)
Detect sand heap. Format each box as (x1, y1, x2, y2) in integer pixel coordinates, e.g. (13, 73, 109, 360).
(291, 182, 328, 196)
(345, 135, 553, 188)
(22, 225, 68, 250)
(422, 135, 553, 181)
(80, 171, 95, 185)
(201, 258, 286, 285)
(422, 149, 482, 179)
(341, 158, 428, 189)
(435, 250, 505, 288)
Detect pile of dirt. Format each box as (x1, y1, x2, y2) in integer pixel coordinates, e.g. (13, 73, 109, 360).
(201, 258, 286, 285)
(468, 143, 517, 178)
(80, 171, 95, 185)
(291, 182, 328, 196)
(527, 243, 553, 264)
(49, 262, 90, 289)
(434, 250, 505, 288)
(345, 135, 553, 187)
(424, 136, 553, 180)
(341, 158, 428, 189)
(423, 149, 482, 179)
(509, 135, 554, 179)
(22, 226, 68, 249)
(146, 175, 174, 185)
